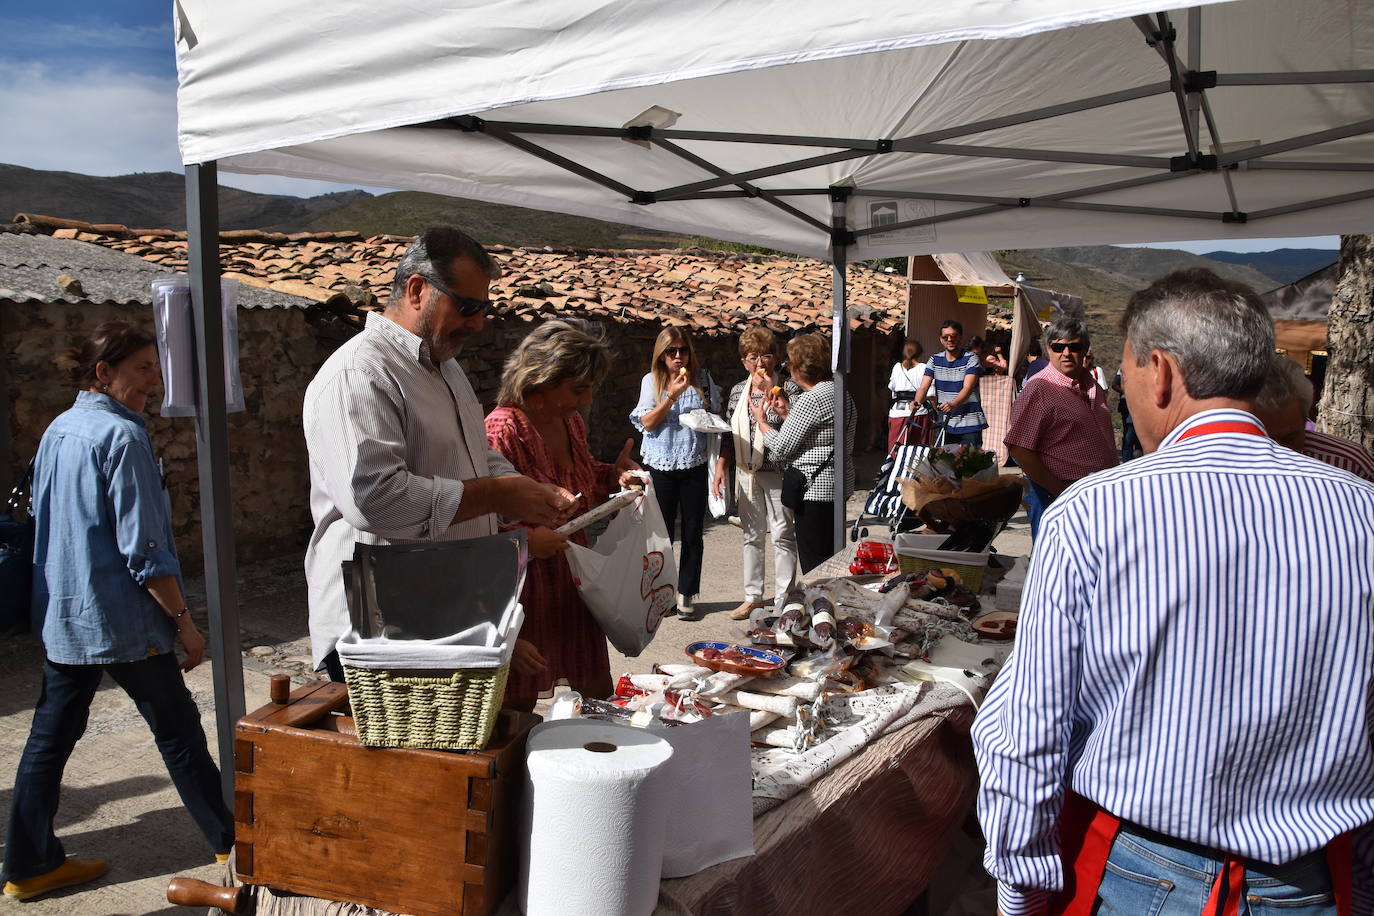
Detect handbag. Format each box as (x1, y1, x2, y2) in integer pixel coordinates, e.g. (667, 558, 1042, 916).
(781, 449, 833, 512)
(0, 461, 35, 636)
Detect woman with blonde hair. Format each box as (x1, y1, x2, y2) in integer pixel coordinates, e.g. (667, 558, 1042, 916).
(630, 327, 717, 619)
(713, 326, 800, 619)
(750, 333, 856, 572)
(485, 318, 639, 707)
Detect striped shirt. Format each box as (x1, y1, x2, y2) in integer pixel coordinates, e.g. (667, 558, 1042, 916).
(972, 409, 1374, 916)
(1305, 429, 1374, 482)
(302, 312, 517, 666)
(762, 380, 857, 502)
(923, 352, 987, 433)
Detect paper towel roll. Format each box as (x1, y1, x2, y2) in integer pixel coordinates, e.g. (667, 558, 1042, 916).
(520, 720, 674, 916)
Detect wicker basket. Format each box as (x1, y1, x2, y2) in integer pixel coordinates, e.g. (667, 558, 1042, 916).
(343, 663, 510, 750)
(896, 550, 988, 592)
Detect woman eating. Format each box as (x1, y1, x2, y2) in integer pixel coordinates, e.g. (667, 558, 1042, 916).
(712, 326, 800, 620)
(485, 319, 640, 708)
(629, 328, 716, 620)
(3, 322, 233, 902)
(750, 333, 857, 573)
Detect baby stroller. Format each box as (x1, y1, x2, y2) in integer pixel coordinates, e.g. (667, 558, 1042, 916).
(851, 400, 946, 541)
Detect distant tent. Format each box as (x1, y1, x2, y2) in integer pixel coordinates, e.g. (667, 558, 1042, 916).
(1261, 262, 1337, 369)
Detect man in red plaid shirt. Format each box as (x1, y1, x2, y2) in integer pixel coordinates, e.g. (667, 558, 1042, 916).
(1004, 317, 1118, 539)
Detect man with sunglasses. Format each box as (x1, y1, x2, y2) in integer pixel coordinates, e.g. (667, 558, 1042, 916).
(911, 319, 988, 446)
(303, 226, 576, 680)
(1003, 316, 1116, 539)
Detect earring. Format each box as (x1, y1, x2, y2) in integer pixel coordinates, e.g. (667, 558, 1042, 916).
(101, 383, 109, 393)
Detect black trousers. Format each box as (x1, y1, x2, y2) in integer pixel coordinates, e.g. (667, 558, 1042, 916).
(648, 465, 708, 599)
(794, 498, 840, 573)
(3, 654, 234, 881)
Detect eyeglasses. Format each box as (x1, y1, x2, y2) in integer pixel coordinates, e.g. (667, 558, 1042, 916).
(427, 276, 492, 317)
(743, 353, 775, 363)
(663, 346, 689, 357)
(1048, 340, 1087, 354)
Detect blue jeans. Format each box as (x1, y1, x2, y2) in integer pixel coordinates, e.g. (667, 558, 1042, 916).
(1120, 420, 1142, 462)
(943, 430, 985, 447)
(2, 654, 234, 881)
(1097, 826, 1337, 915)
(1025, 478, 1056, 540)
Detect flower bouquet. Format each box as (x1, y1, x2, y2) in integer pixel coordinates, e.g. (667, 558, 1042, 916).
(898, 445, 1023, 531)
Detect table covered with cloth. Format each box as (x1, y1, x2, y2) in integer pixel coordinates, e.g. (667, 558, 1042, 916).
(210, 680, 977, 916)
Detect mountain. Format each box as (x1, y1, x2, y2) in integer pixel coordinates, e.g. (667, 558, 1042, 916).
(294, 190, 691, 249)
(0, 163, 371, 232)
(1024, 245, 1280, 294)
(1201, 248, 1337, 286)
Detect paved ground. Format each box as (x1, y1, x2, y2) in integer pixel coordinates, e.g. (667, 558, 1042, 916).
(0, 452, 1030, 914)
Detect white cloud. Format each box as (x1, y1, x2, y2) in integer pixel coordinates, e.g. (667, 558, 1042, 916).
(0, 61, 181, 176)
(0, 18, 169, 54)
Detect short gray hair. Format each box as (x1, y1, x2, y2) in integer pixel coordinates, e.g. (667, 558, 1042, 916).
(1255, 353, 1313, 415)
(388, 225, 501, 307)
(497, 318, 611, 408)
(1044, 316, 1090, 350)
(1121, 268, 1274, 400)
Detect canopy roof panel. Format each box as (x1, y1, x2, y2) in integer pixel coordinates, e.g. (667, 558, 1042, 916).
(176, 0, 1374, 260)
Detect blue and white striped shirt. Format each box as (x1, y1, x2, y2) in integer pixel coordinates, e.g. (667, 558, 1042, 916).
(923, 351, 987, 433)
(972, 409, 1374, 916)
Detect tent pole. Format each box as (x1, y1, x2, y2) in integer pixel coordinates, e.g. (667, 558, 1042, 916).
(829, 189, 852, 556)
(185, 162, 245, 807)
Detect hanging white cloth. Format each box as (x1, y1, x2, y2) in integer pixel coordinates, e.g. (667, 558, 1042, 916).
(731, 383, 767, 500)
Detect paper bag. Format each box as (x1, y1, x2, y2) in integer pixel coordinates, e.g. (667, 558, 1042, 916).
(648, 711, 754, 877)
(566, 482, 677, 656)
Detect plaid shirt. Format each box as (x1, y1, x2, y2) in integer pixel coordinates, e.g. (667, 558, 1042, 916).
(762, 380, 857, 501)
(1004, 366, 1117, 483)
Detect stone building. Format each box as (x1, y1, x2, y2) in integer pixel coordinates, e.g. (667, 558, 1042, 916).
(2, 219, 909, 569)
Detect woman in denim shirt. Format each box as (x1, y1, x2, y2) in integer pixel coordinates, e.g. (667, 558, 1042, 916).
(2, 322, 233, 902)
(630, 328, 716, 620)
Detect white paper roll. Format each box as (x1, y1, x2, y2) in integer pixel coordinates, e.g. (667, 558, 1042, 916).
(520, 720, 674, 916)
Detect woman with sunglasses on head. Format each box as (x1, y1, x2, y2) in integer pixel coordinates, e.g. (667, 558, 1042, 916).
(630, 328, 718, 620)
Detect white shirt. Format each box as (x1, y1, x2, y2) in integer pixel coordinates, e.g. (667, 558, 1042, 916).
(302, 312, 517, 665)
(887, 361, 926, 418)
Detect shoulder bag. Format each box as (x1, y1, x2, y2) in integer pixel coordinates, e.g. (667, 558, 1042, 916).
(781, 448, 834, 512)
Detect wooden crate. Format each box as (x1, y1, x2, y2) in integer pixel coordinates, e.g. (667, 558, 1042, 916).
(233, 679, 536, 916)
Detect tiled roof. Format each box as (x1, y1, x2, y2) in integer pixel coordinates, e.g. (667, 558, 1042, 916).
(0, 228, 315, 310)
(14, 214, 910, 336)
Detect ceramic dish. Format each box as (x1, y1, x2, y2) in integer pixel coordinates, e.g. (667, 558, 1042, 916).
(685, 641, 786, 676)
(971, 611, 1018, 639)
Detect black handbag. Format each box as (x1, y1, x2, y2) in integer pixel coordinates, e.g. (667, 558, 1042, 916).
(781, 450, 833, 512)
(0, 461, 35, 636)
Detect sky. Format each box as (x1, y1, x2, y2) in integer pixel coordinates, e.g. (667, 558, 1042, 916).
(0, 2, 1338, 256)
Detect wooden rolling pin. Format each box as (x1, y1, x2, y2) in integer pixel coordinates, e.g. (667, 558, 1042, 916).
(166, 877, 244, 911)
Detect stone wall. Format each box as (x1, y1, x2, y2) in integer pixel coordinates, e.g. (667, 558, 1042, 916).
(2, 304, 887, 572)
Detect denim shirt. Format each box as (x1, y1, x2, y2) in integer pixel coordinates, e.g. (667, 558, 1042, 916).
(630, 372, 710, 471)
(31, 392, 181, 664)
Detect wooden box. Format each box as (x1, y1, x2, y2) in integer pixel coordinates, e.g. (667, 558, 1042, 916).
(233, 679, 536, 916)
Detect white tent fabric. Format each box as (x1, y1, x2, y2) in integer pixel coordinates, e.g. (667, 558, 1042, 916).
(930, 252, 1015, 288)
(176, 0, 1374, 260)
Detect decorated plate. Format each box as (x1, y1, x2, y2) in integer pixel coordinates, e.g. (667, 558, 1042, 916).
(685, 641, 786, 676)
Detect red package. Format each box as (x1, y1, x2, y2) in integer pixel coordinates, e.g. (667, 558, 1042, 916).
(854, 540, 894, 562)
(614, 675, 649, 699)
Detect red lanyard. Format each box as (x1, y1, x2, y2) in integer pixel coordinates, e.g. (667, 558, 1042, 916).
(1176, 419, 1266, 442)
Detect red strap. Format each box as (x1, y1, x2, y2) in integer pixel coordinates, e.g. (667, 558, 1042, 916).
(1050, 792, 1122, 916)
(1176, 420, 1267, 441)
(1328, 832, 1353, 916)
(1202, 856, 1247, 916)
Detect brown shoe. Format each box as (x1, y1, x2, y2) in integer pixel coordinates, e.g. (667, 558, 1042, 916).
(3, 858, 108, 901)
(729, 600, 765, 620)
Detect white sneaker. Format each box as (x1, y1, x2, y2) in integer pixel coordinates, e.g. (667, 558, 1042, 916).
(677, 594, 698, 620)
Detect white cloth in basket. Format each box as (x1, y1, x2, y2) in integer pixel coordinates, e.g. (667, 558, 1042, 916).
(336, 604, 524, 669)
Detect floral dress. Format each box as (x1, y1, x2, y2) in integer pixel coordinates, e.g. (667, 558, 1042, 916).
(484, 407, 618, 700)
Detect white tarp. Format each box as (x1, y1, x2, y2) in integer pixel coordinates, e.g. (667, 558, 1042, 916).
(174, 0, 1374, 261)
(930, 252, 1016, 289)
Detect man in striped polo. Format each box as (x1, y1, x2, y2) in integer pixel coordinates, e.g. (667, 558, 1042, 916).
(973, 269, 1373, 916)
(1254, 353, 1374, 482)
(912, 319, 988, 446)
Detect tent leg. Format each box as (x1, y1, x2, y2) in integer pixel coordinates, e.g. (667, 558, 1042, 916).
(185, 162, 245, 808)
(829, 204, 851, 556)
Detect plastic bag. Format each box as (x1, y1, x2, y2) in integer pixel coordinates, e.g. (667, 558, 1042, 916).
(565, 480, 678, 656)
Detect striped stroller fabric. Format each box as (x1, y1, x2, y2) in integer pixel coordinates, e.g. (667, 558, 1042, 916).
(860, 443, 931, 528)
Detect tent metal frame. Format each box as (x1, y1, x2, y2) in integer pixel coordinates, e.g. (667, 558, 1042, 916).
(183, 9, 1374, 793)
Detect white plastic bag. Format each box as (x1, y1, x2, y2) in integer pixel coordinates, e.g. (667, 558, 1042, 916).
(705, 434, 734, 520)
(565, 481, 677, 656)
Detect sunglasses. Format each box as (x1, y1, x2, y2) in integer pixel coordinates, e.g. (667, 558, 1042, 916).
(428, 276, 492, 317)
(1048, 340, 1087, 354)
(663, 346, 689, 357)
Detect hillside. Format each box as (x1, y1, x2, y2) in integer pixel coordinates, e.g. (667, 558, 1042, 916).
(0, 163, 371, 231)
(1031, 245, 1279, 293)
(295, 190, 692, 250)
(1202, 248, 1336, 285)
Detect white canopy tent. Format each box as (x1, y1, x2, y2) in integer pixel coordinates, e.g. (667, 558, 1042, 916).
(171, 0, 1374, 784)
